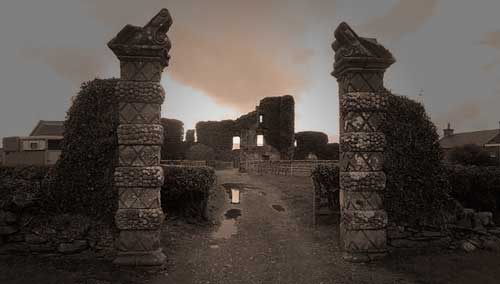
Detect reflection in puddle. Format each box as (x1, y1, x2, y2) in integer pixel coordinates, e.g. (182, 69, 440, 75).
(225, 208, 242, 219)
(212, 209, 241, 239)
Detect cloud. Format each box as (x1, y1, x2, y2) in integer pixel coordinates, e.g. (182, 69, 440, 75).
(481, 31, 500, 50)
(19, 47, 109, 86)
(76, 0, 320, 111)
(359, 0, 439, 41)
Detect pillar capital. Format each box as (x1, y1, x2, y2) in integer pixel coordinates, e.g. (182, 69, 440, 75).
(108, 9, 172, 82)
(331, 22, 395, 78)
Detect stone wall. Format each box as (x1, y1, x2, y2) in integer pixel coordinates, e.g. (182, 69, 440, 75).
(244, 160, 338, 177)
(0, 207, 114, 256)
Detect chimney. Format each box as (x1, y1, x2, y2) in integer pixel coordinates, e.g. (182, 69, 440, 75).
(443, 123, 454, 137)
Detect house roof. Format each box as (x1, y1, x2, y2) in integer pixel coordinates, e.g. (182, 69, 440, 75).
(30, 120, 64, 136)
(439, 129, 500, 149)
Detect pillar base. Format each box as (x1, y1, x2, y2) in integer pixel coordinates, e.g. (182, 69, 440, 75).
(113, 249, 166, 266)
(342, 251, 387, 263)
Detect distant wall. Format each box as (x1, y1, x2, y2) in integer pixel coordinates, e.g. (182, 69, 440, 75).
(161, 160, 207, 167)
(244, 160, 339, 177)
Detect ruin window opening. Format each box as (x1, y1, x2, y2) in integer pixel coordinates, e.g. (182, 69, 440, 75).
(259, 114, 263, 123)
(257, 134, 264, 147)
(232, 136, 241, 150)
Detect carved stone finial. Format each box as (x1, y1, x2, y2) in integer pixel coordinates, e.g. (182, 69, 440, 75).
(108, 8, 173, 67)
(331, 22, 395, 78)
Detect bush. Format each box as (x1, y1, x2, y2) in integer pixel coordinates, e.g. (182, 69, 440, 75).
(185, 144, 216, 161)
(381, 94, 457, 227)
(44, 79, 119, 220)
(311, 164, 340, 213)
(161, 165, 216, 220)
(448, 144, 495, 166)
(446, 165, 500, 216)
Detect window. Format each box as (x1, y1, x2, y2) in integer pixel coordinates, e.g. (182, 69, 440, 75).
(294, 139, 297, 147)
(232, 136, 240, 150)
(257, 135, 264, 147)
(30, 142, 38, 150)
(259, 115, 263, 123)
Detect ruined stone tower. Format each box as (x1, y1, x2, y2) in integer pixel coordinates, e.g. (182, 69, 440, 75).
(331, 22, 395, 262)
(108, 9, 172, 266)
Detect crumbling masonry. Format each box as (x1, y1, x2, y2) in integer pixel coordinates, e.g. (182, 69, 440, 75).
(332, 23, 395, 262)
(108, 9, 172, 266)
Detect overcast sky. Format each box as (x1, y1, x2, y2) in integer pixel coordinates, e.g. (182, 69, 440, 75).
(1, 0, 500, 143)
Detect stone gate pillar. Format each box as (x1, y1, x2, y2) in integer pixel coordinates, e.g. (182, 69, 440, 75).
(108, 9, 172, 266)
(331, 23, 395, 262)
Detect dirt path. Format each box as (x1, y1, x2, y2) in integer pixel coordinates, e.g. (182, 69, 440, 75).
(157, 169, 413, 284)
(2, 169, 500, 283)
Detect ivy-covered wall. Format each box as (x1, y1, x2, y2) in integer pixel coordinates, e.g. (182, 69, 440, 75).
(381, 93, 459, 227)
(195, 95, 295, 160)
(45, 79, 119, 220)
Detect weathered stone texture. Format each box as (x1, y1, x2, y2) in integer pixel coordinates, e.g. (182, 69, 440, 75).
(340, 132, 385, 152)
(341, 210, 388, 230)
(340, 152, 384, 172)
(117, 124, 163, 145)
(118, 187, 161, 209)
(340, 172, 386, 192)
(340, 92, 388, 112)
(114, 167, 164, 188)
(333, 22, 395, 261)
(115, 208, 164, 230)
(119, 103, 161, 124)
(118, 145, 161, 167)
(115, 81, 165, 104)
(116, 230, 161, 252)
(120, 60, 163, 82)
(109, 8, 172, 266)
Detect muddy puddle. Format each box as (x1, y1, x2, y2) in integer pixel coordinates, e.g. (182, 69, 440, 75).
(272, 204, 285, 212)
(212, 208, 242, 239)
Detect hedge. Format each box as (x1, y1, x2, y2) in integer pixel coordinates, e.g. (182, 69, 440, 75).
(160, 118, 185, 160)
(161, 165, 216, 220)
(381, 93, 459, 227)
(446, 165, 500, 217)
(44, 79, 119, 220)
(294, 131, 329, 160)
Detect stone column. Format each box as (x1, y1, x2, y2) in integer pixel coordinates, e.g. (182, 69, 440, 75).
(108, 9, 172, 266)
(331, 23, 395, 262)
